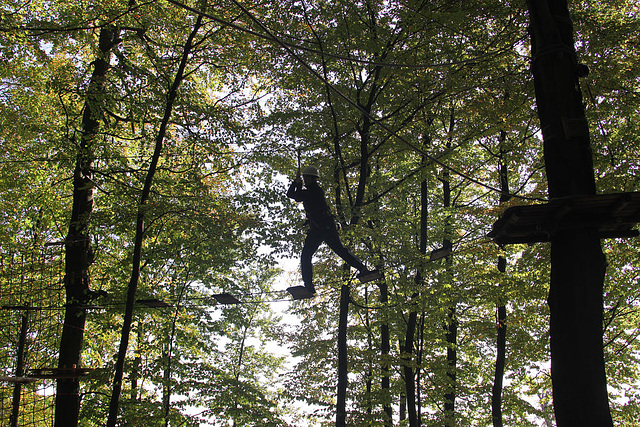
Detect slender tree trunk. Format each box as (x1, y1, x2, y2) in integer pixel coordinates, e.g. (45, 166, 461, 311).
(359, 99, 392, 424)
(416, 314, 425, 420)
(443, 304, 457, 427)
(402, 310, 420, 427)
(106, 15, 203, 426)
(11, 309, 29, 427)
(492, 300, 507, 427)
(526, 1, 612, 426)
(442, 133, 456, 427)
(404, 155, 429, 427)
(400, 394, 407, 422)
(363, 287, 374, 418)
(163, 343, 172, 427)
(403, 310, 419, 426)
(366, 339, 373, 417)
(378, 281, 392, 425)
(230, 321, 251, 427)
(163, 281, 189, 426)
(336, 284, 350, 427)
(131, 324, 142, 402)
(492, 134, 511, 427)
(55, 25, 119, 427)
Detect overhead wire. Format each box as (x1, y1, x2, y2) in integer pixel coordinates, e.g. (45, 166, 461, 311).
(3, 3, 538, 316)
(238, 0, 546, 202)
(0, 233, 496, 313)
(167, 0, 546, 203)
(4, 1, 545, 203)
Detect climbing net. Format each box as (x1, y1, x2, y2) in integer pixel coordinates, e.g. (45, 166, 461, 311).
(0, 247, 65, 426)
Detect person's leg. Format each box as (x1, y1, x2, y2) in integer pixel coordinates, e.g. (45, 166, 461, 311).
(323, 225, 368, 272)
(301, 227, 323, 291)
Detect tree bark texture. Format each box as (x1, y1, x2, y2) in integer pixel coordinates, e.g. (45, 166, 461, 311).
(526, 1, 612, 425)
(55, 25, 119, 427)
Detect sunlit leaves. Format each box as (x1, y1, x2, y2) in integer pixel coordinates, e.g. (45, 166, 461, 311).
(2, 0, 640, 424)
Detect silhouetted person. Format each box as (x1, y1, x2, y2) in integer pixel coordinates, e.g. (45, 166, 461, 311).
(287, 165, 379, 294)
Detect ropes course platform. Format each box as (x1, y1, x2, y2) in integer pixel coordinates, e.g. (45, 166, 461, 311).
(286, 286, 315, 300)
(26, 367, 96, 380)
(212, 293, 241, 304)
(0, 376, 39, 384)
(1, 367, 98, 383)
(489, 192, 640, 245)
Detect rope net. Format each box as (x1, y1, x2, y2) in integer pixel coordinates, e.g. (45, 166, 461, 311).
(0, 248, 64, 426)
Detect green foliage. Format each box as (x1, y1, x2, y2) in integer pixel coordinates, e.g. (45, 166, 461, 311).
(1, 0, 639, 425)
(1, 0, 290, 424)
(248, 0, 639, 425)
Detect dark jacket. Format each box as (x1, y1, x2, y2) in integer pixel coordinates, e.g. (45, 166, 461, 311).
(287, 180, 334, 227)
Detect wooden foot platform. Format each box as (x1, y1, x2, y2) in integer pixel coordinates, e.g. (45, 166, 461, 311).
(357, 270, 383, 283)
(0, 376, 38, 384)
(430, 246, 452, 261)
(287, 286, 315, 300)
(489, 192, 640, 245)
(27, 367, 95, 379)
(213, 293, 241, 304)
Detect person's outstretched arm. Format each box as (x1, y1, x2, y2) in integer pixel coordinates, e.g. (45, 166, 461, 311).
(287, 172, 304, 201)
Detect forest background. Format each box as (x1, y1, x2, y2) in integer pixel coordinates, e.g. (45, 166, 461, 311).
(0, 0, 639, 426)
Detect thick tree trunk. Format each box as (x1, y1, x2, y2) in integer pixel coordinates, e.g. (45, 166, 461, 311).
(526, 1, 612, 425)
(55, 25, 119, 427)
(549, 230, 608, 425)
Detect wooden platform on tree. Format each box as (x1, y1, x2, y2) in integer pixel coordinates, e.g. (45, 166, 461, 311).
(27, 367, 95, 379)
(429, 245, 452, 261)
(0, 375, 38, 384)
(488, 192, 640, 245)
(357, 269, 383, 283)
